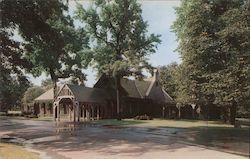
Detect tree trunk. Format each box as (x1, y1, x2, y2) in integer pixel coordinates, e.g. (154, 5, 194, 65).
(230, 102, 237, 125)
(222, 107, 230, 123)
(115, 76, 121, 120)
(50, 69, 58, 121)
(49, 69, 58, 102)
(53, 80, 57, 100)
(178, 108, 181, 119)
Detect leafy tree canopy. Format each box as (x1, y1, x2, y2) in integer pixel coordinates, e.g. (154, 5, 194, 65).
(22, 86, 45, 106)
(159, 62, 178, 99)
(1, 0, 92, 98)
(75, 0, 161, 78)
(75, 0, 161, 118)
(172, 0, 250, 122)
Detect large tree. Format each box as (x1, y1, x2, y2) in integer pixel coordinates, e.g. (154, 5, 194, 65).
(75, 0, 161, 119)
(172, 0, 250, 124)
(22, 86, 45, 108)
(1, 0, 91, 100)
(159, 62, 179, 99)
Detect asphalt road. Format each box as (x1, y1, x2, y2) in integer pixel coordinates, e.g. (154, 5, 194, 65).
(0, 117, 248, 159)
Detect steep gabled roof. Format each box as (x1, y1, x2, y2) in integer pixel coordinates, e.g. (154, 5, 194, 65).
(134, 80, 151, 97)
(35, 88, 54, 101)
(147, 82, 173, 103)
(94, 72, 174, 103)
(120, 78, 142, 98)
(67, 84, 111, 103)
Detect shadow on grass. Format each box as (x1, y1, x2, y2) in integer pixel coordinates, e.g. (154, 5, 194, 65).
(154, 125, 249, 156)
(92, 119, 147, 126)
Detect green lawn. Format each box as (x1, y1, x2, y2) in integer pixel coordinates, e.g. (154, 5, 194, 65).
(0, 143, 39, 159)
(93, 119, 249, 156)
(93, 118, 234, 128)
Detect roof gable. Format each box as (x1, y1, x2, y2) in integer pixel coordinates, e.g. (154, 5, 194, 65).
(147, 82, 173, 103)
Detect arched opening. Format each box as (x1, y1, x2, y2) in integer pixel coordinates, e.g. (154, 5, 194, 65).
(57, 97, 74, 121)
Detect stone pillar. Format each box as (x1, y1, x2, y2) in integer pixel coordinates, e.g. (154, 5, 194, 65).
(57, 104, 60, 122)
(97, 105, 100, 120)
(73, 104, 76, 122)
(45, 103, 49, 116)
(82, 105, 85, 121)
(69, 105, 72, 122)
(53, 102, 56, 121)
(191, 104, 196, 119)
(86, 106, 90, 121)
(162, 105, 165, 118)
(176, 103, 181, 119)
(76, 102, 80, 122)
(39, 104, 43, 116)
(90, 106, 93, 120)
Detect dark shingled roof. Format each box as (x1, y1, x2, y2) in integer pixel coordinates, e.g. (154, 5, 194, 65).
(134, 80, 151, 97)
(67, 85, 111, 103)
(94, 74, 174, 103)
(147, 83, 173, 103)
(35, 72, 174, 104)
(120, 78, 173, 103)
(120, 79, 142, 98)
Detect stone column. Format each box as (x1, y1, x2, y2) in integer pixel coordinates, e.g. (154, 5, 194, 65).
(57, 104, 60, 122)
(162, 105, 165, 118)
(176, 103, 181, 119)
(191, 104, 196, 119)
(97, 105, 100, 120)
(69, 105, 72, 122)
(82, 105, 85, 121)
(87, 106, 90, 120)
(76, 102, 80, 122)
(91, 106, 94, 120)
(39, 104, 43, 116)
(73, 104, 76, 122)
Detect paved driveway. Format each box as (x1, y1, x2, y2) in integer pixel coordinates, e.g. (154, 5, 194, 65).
(0, 117, 248, 159)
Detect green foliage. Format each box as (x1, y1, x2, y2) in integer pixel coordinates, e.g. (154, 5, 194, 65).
(75, 0, 161, 78)
(75, 0, 161, 118)
(41, 79, 54, 91)
(22, 86, 45, 106)
(1, 0, 91, 100)
(0, 66, 31, 111)
(172, 0, 250, 115)
(159, 62, 178, 99)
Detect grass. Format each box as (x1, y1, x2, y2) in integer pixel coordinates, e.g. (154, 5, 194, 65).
(93, 118, 234, 128)
(237, 118, 250, 122)
(93, 119, 145, 126)
(93, 119, 249, 156)
(0, 143, 39, 159)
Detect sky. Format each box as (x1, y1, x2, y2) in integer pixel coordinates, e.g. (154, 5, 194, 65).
(29, 0, 181, 87)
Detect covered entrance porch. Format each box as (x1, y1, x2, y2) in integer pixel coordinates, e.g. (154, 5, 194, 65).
(53, 96, 109, 122)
